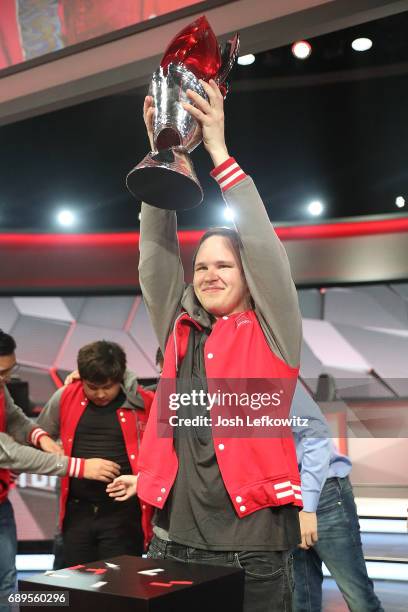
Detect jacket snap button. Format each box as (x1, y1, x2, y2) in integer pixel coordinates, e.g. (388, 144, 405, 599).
(236, 496, 242, 503)
(218, 444, 225, 450)
(120, 411, 124, 416)
(81, 401, 86, 406)
(161, 488, 166, 493)
(207, 353, 214, 359)
(222, 316, 228, 320)
(157, 496, 162, 502)
(130, 454, 135, 460)
(121, 417, 126, 422)
(142, 504, 146, 510)
(239, 505, 246, 512)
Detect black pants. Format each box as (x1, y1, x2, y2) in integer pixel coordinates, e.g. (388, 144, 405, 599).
(63, 497, 143, 566)
(147, 535, 294, 612)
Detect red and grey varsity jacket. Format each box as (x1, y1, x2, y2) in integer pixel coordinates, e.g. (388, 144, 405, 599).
(57, 382, 154, 548)
(137, 309, 303, 518)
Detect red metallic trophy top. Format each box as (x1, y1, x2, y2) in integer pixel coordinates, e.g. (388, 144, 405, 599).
(160, 15, 222, 81)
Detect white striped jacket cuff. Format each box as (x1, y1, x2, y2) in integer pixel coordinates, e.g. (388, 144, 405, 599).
(210, 157, 247, 192)
(274, 480, 303, 501)
(29, 427, 48, 448)
(67, 457, 85, 478)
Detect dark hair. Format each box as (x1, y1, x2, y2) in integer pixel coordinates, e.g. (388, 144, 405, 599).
(192, 227, 243, 270)
(155, 347, 164, 368)
(77, 340, 126, 384)
(0, 330, 16, 357)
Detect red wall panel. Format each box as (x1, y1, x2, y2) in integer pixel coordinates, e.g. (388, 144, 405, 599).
(1, 217, 408, 292)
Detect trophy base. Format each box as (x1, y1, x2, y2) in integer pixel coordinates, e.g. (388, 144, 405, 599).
(126, 147, 203, 210)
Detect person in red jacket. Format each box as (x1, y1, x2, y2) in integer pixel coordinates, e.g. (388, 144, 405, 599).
(37, 340, 153, 566)
(107, 81, 303, 611)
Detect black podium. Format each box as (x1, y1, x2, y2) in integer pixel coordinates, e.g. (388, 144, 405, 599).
(19, 555, 244, 611)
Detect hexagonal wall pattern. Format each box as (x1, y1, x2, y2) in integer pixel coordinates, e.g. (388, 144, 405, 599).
(1, 296, 159, 406)
(1, 288, 407, 407)
(1, 287, 407, 545)
(298, 285, 408, 398)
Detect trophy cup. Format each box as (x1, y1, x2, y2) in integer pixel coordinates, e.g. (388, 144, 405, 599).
(126, 16, 239, 210)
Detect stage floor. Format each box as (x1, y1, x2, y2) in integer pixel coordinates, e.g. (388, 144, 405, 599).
(16, 573, 408, 611)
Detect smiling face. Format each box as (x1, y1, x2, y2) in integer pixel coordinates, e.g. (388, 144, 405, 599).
(82, 379, 122, 407)
(193, 235, 250, 318)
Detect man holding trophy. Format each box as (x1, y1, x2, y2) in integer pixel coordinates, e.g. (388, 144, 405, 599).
(108, 17, 303, 612)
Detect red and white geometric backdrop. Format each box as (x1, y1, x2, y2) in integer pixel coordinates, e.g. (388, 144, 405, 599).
(2, 284, 408, 540)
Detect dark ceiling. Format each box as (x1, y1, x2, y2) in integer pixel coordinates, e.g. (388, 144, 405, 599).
(1, 10, 408, 232)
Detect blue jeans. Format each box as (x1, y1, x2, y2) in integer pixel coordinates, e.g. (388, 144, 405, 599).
(147, 535, 294, 612)
(293, 477, 384, 612)
(0, 500, 17, 612)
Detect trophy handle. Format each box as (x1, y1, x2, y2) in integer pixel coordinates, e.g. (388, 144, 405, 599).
(217, 33, 240, 86)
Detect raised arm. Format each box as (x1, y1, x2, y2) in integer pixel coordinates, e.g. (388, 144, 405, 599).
(138, 96, 185, 352)
(183, 80, 302, 367)
(224, 177, 301, 367)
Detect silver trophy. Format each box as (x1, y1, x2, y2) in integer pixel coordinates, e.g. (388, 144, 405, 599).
(126, 30, 239, 211)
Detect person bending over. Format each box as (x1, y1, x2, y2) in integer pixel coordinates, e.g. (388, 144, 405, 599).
(38, 340, 153, 566)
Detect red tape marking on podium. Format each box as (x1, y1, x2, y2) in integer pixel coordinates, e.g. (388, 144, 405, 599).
(67, 565, 85, 570)
(149, 580, 194, 588)
(86, 568, 107, 575)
